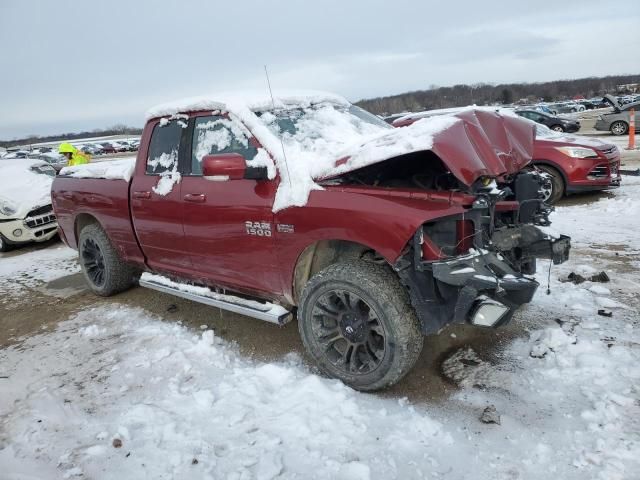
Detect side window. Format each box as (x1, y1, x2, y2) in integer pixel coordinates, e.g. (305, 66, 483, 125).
(146, 120, 182, 174)
(191, 115, 258, 175)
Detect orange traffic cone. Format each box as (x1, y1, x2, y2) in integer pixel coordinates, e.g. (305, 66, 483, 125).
(626, 108, 636, 150)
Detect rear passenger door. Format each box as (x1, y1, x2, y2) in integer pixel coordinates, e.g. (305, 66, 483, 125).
(130, 119, 191, 275)
(180, 113, 281, 295)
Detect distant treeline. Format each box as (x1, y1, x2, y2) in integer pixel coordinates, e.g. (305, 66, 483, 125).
(1, 124, 143, 148)
(355, 74, 640, 116)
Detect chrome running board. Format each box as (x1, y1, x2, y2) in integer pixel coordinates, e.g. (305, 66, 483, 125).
(139, 276, 292, 325)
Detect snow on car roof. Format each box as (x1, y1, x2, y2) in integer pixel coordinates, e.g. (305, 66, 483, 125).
(0, 158, 54, 217)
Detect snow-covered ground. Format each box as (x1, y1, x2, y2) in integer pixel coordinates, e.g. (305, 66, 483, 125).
(0, 244, 78, 302)
(1, 180, 639, 479)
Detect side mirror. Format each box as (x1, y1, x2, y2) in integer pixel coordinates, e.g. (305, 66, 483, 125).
(201, 153, 269, 181)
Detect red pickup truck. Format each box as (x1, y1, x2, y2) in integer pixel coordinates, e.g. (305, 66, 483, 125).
(52, 92, 570, 391)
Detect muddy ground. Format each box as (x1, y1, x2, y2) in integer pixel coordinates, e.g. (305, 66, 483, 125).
(2, 221, 637, 405)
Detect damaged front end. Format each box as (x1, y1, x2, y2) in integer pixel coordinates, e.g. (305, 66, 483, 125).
(394, 169, 571, 334)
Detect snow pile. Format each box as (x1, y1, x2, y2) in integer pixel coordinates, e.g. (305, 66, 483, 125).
(60, 157, 136, 182)
(0, 305, 455, 480)
(550, 176, 640, 250)
(249, 103, 459, 211)
(0, 158, 54, 218)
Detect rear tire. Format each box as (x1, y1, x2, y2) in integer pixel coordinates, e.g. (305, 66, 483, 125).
(610, 121, 628, 136)
(537, 165, 565, 205)
(298, 261, 423, 391)
(78, 224, 140, 296)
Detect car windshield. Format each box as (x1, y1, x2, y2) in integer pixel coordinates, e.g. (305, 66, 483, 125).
(256, 103, 391, 158)
(535, 124, 564, 139)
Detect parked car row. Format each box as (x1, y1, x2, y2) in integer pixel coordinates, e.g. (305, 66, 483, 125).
(79, 139, 140, 155)
(514, 109, 581, 133)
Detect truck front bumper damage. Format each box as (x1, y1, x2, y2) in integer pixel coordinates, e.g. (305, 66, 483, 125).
(396, 234, 571, 334)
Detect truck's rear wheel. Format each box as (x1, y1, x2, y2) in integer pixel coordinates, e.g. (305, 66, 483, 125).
(298, 261, 423, 391)
(78, 224, 140, 296)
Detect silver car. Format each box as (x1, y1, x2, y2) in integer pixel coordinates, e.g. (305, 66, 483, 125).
(595, 94, 640, 135)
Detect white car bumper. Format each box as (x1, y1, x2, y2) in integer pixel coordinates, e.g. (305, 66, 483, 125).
(0, 207, 58, 245)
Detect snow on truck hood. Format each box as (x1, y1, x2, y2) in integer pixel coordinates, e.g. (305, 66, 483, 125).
(140, 91, 535, 211)
(0, 159, 54, 219)
(330, 109, 535, 185)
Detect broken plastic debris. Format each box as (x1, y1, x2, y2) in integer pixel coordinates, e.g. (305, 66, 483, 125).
(567, 271, 610, 284)
(480, 405, 501, 425)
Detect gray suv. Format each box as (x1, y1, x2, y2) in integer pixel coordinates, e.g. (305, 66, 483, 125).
(595, 94, 640, 135)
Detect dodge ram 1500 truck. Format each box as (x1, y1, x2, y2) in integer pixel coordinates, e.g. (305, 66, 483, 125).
(52, 91, 570, 391)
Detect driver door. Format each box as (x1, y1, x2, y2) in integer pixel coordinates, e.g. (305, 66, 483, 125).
(180, 113, 281, 296)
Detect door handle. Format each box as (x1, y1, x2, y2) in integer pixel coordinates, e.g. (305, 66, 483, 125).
(132, 191, 151, 199)
(184, 193, 206, 203)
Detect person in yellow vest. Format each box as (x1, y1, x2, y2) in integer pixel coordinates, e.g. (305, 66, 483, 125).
(58, 143, 91, 166)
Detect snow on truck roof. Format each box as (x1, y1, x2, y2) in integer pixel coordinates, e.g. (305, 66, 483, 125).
(144, 90, 467, 210)
(145, 90, 350, 119)
(66, 91, 533, 212)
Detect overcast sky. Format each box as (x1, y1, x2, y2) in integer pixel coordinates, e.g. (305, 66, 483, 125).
(1, 0, 638, 139)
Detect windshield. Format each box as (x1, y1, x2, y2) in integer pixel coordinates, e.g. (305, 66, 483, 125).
(256, 103, 391, 159)
(535, 124, 565, 139)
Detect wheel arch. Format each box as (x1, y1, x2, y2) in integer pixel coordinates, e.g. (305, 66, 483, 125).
(291, 239, 391, 306)
(74, 213, 102, 246)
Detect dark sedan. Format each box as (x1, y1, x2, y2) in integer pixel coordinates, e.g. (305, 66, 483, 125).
(515, 110, 581, 133)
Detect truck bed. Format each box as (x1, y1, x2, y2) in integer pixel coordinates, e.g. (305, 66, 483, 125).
(51, 176, 145, 266)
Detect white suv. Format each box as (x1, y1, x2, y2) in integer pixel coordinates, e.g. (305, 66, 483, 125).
(0, 158, 58, 251)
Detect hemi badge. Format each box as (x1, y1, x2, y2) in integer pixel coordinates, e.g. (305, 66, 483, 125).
(277, 224, 295, 233)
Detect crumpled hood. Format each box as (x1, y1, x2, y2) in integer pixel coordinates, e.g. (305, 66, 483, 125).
(331, 109, 535, 186)
(427, 109, 535, 185)
(0, 159, 54, 219)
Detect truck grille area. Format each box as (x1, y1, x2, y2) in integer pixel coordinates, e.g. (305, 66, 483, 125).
(24, 204, 56, 229)
(26, 204, 54, 217)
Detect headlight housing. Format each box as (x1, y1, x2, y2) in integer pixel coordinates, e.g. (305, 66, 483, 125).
(554, 146, 599, 159)
(0, 198, 18, 217)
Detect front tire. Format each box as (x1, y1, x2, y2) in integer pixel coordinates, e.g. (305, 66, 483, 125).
(550, 124, 565, 132)
(298, 261, 423, 391)
(78, 224, 140, 296)
(610, 121, 628, 136)
(537, 165, 565, 204)
(0, 234, 13, 253)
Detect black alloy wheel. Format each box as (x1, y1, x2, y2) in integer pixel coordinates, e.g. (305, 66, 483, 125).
(81, 237, 106, 288)
(309, 289, 386, 375)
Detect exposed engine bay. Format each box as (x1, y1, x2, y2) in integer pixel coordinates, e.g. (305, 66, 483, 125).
(335, 151, 571, 335)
